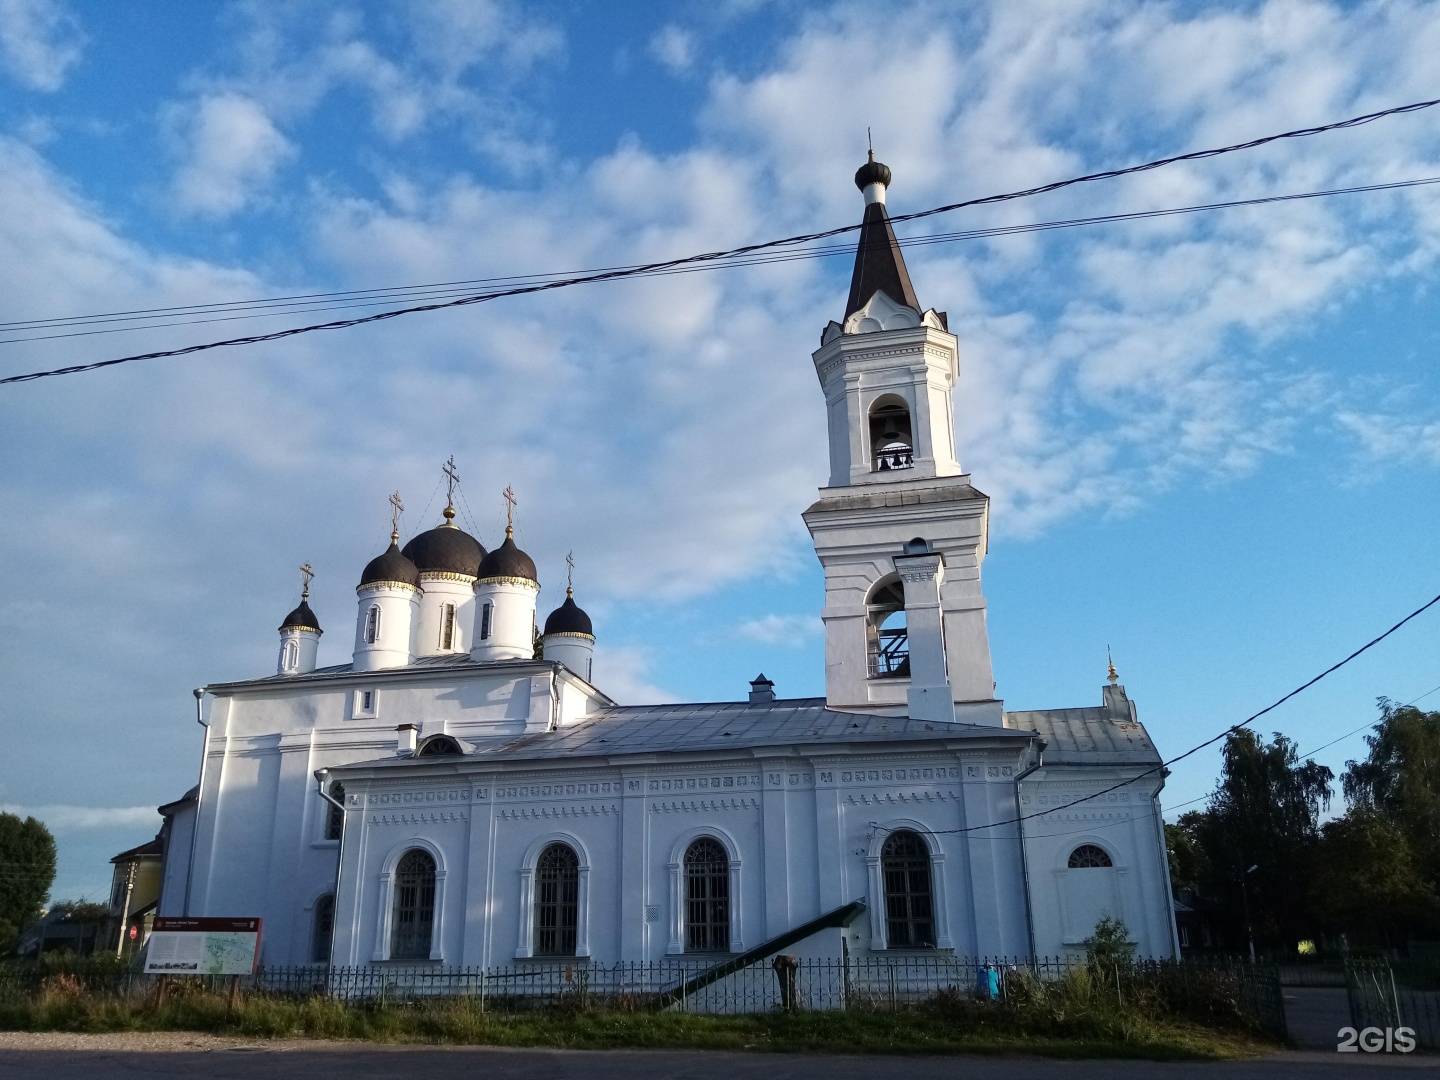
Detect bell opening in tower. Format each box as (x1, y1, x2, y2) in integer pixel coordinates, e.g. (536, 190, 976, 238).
(869, 396, 914, 472)
(866, 575, 910, 679)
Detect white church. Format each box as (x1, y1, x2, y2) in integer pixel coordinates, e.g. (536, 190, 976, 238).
(154, 155, 1178, 970)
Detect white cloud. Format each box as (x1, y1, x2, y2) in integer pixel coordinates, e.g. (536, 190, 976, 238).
(2, 804, 159, 830)
(591, 645, 678, 705)
(737, 614, 823, 646)
(1336, 409, 1440, 464)
(170, 93, 295, 215)
(0, 0, 83, 91)
(649, 25, 694, 74)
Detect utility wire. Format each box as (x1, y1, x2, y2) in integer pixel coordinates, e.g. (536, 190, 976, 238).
(928, 589, 1440, 837)
(4, 96, 1439, 386)
(4, 175, 1438, 348)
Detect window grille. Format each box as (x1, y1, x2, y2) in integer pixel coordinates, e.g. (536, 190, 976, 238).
(364, 605, 381, 644)
(311, 894, 334, 963)
(533, 843, 580, 956)
(479, 602, 492, 641)
(441, 603, 455, 650)
(882, 830, 935, 948)
(684, 837, 730, 952)
(1068, 844, 1113, 868)
(390, 849, 436, 959)
(324, 784, 345, 841)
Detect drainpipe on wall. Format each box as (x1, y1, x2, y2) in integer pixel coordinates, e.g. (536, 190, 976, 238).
(316, 769, 347, 967)
(183, 688, 210, 917)
(1014, 740, 1045, 964)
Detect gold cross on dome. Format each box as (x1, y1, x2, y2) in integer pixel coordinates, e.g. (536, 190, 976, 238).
(388, 491, 404, 539)
(299, 562, 314, 599)
(502, 485, 517, 535)
(442, 456, 459, 509)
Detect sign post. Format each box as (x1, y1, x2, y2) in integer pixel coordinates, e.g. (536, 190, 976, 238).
(145, 917, 262, 977)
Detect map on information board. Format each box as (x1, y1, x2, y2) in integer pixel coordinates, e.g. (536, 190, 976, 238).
(145, 917, 262, 975)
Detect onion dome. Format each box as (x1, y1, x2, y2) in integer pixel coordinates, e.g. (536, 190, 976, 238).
(401, 506, 486, 578)
(476, 527, 538, 585)
(359, 533, 421, 591)
(279, 597, 321, 634)
(854, 151, 892, 192)
(544, 590, 593, 638)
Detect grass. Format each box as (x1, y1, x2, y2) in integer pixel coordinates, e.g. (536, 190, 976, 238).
(0, 973, 1278, 1060)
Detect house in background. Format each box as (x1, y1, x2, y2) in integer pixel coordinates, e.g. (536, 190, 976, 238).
(106, 834, 166, 956)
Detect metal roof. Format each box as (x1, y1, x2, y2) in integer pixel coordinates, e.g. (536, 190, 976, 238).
(333, 696, 1033, 773)
(1003, 706, 1160, 766)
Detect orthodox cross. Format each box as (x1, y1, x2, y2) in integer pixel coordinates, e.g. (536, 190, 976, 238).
(566, 550, 575, 595)
(502, 485, 517, 535)
(299, 562, 314, 599)
(442, 456, 459, 510)
(388, 491, 404, 540)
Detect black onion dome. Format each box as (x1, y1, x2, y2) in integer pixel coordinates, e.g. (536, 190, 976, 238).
(544, 592, 593, 638)
(279, 598, 321, 633)
(476, 531, 537, 584)
(359, 540, 421, 589)
(854, 154, 892, 192)
(401, 514, 485, 577)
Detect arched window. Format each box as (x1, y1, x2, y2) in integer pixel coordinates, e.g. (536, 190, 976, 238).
(869, 396, 914, 471)
(866, 576, 909, 679)
(324, 783, 345, 841)
(440, 603, 456, 650)
(1068, 844, 1113, 869)
(479, 601, 492, 641)
(282, 639, 298, 670)
(684, 837, 730, 952)
(533, 843, 580, 956)
(364, 604, 381, 645)
(311, 894, 334, 964)
(390, 849, 436, 959)
(882, 830, 935, 948)
(416, 735, 463, 757)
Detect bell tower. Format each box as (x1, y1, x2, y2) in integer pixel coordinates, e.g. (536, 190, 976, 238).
(802, 154, 999, 724)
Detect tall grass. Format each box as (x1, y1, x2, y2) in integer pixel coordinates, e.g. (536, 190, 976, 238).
(0, 965, 1274, 1059)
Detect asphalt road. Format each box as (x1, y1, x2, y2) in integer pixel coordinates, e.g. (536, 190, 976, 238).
(0, 1045, 1435, 1080)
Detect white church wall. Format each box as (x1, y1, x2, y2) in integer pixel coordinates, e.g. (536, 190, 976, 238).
(1018, 771, 1177, 960)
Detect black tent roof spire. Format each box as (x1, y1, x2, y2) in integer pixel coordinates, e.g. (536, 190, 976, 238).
(844, 149, 921, 319)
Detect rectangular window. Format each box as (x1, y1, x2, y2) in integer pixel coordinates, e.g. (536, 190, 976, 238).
(353, 689, 377, 719)
(441, 603, 455, 650)
(1178, 926, 1190, 947)
(324, 783, 345, 841)
(479, 602, 492, 641)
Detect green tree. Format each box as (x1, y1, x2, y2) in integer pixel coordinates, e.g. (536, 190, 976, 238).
(1343, 701, 1440, 890)
(1084, 916, 1135, 970)
(1165, 818, 1209, 894)
(1313, 807, 1435, 944)
(1187, 729, 1332, 951)
(0, 813, 57, 951)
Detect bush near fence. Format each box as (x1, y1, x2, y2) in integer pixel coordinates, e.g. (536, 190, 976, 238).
(0, 953, 1285, 1039)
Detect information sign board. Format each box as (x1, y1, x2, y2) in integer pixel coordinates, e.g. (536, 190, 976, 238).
(144, 917, 261, 975)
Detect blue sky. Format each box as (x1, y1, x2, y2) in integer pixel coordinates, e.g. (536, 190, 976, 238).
(2, 0, 1439, 903)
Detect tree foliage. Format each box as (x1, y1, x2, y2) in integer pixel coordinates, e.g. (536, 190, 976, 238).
(0, 813, 57, 951)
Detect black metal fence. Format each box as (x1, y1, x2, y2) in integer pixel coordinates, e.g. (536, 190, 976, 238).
(0, 954, 1286, 1036)
(1347, 960, 1440, 1050)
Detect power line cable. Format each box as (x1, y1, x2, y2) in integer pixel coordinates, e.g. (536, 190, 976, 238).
(4, 96, 1439, 385)
(928, 588, 1440, 836)
(3, 175, 1437, 348)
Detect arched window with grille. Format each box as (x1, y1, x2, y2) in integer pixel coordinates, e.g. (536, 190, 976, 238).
(282, 639, 298, 670)
(533, 843, 580, 956)
(390, 849, 436, 959)
(311, 894, 334, 964)
(364, 604, 381, 644)
(882, 830, 935, 948)
(684, 837, 730, 952)
(324, 783, 345, 841)
(1068, 844, 1113, 868)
